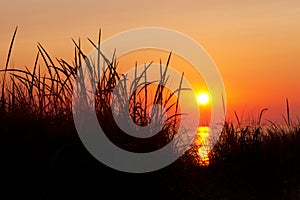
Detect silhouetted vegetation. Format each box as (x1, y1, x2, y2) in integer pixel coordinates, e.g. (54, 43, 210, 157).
(2, 27, 300, 199)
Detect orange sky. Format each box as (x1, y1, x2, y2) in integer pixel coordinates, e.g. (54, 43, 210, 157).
(1, 0, 300, 123)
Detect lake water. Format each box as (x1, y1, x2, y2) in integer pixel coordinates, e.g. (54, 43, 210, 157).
(195, 126, 211, 166)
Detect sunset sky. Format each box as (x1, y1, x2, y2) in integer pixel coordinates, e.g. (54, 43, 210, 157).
(1, 0, 300, 123)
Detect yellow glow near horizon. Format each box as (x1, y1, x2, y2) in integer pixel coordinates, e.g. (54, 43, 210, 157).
(197, 93, 210, 105)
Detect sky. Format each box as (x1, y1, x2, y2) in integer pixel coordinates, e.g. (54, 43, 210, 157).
(1, 0, 300, 123)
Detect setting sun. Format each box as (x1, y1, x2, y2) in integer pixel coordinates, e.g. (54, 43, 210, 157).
(197, 93, 210, 105)
(2, 1, 300, 199)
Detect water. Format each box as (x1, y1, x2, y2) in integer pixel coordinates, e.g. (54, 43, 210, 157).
(195, 126, 211, 166)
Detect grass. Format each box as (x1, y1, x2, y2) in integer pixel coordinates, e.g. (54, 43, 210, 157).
(1, 27, 300, 199)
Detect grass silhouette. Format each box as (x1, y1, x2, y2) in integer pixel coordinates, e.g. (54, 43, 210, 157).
(1, 27, 300, 199)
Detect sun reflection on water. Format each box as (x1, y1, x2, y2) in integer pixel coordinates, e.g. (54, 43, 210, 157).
(195, 126, 211, 166)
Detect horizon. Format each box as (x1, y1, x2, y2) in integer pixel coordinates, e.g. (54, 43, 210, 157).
(2, 1, 300, 199)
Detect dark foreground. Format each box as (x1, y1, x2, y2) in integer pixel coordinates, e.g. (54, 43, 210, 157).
(2, 116, 300, 200)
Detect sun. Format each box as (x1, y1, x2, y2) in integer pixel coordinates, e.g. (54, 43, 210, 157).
(197, 93, 210, 105)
